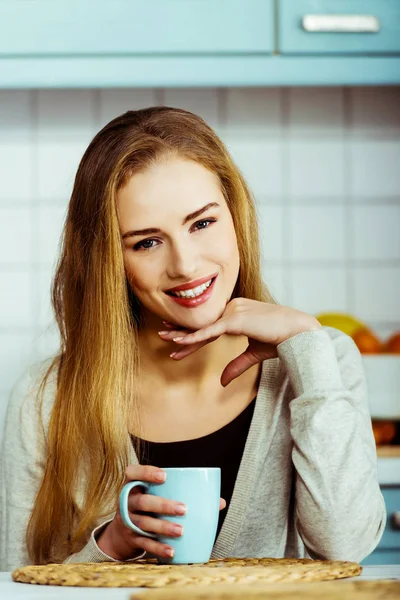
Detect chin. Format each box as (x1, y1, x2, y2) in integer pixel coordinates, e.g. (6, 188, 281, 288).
(178, 303, 227, 330)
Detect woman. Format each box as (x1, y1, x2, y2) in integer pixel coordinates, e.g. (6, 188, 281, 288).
(0, 107, 386, 570)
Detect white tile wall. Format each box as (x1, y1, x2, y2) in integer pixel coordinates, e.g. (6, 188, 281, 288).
(225, 88, 282, 135)
(288, 140, 345, 199)
(224, 136, 283, 198)
(0, 86, 399, 413)
(0, 209, 32, 265)
(99, 89, 158, 125)
(37, 139, 89, 202)
(349, 140, 400, 198)
(290, 206, 347, 261)
(291, 267, 348, 316)
(0, 141, 33, 203)
(288, 87, 344, 136)
(350, 87, 400, 135)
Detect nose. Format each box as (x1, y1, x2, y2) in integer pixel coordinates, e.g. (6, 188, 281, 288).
(166, 237, 198, 281)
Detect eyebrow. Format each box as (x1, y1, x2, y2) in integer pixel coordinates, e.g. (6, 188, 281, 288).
(121, 202, 220, 239)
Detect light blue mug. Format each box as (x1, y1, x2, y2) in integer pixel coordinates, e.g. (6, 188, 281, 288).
(119, 467, 221, 564)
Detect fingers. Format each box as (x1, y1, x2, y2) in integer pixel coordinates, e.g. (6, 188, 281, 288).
(132, 536, 176, 559)
(118, 464, 187, 560)
(158, 329, 191, 340)
(220, 348, 263, 387)
(124, 464, 166, 485)
(129, 490, 187, 517)
(168, 320, 226, 345)
(161, 320, 192, 332)
(158, 329, 215, 360)
(170, 340, 211, 360)
(116, 466, 226, 562)
(128, 512, 184, 539)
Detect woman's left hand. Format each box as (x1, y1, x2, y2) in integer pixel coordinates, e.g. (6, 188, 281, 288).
(158, 298, 321, 387)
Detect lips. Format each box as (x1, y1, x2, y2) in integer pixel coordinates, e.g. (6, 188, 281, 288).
(164, 273, 218, 294)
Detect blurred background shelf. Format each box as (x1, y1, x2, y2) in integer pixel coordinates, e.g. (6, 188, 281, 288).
(377, 446, 400, 458)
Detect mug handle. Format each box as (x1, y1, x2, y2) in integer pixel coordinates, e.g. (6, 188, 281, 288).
(119, 481, 157, 539)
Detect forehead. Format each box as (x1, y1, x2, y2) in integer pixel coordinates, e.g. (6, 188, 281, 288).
(117, 158, 224, 220)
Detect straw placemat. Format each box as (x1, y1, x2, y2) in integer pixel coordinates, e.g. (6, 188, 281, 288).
(12, 557, 362, 587)
(133, 580, 400, 600)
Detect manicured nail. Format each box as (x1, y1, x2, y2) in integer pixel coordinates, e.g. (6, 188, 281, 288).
(158, 331, 170, 336)
(170, 524, 183, 536)
(165, 547, 174, 557)
(170, 352, 178, 358)
(156, 471, 166, 482)
(174, 503, 187, 515)
(173, 337, 184, 342)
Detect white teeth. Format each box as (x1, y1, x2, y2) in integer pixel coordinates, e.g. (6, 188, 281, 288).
(171, 278, 213, 298)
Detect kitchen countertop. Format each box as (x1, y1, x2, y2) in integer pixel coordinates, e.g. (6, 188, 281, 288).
(1, 566, 399, 599)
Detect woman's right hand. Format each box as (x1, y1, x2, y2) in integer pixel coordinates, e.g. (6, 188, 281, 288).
(96, 465, 186, 560)
(96, 465, 226, 561)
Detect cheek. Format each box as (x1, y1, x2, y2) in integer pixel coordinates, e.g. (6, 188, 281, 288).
(123, 256, 149, 295)
(213, 223, 239, 263)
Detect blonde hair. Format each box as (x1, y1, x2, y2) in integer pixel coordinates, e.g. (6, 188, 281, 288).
(26, 106, 277, 564)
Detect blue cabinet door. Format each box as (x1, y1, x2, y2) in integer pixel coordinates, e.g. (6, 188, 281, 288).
(279, 0, 400, 54)
(361, 487, 400, 565)
(361, 549, 400, 565)
(379, 487, 400, 550)
(0, 0, 274, 56)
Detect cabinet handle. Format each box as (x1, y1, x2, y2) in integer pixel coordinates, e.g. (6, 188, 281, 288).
(391, 512, 400, 530)
(302, 15, 380, 33)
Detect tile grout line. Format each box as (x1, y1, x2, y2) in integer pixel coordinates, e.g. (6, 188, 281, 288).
(280, 87, 292, 307)
(343, 86, 354, 315)
(30, 89, 42, 355)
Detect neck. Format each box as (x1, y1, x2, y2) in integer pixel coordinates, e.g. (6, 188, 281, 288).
(137, 321, 249, 395)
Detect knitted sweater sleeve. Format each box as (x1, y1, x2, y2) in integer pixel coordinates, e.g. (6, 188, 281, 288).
(0, 361, 144, 571)
(276, 326, 386, 562)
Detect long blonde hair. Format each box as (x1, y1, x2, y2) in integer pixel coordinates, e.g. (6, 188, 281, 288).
(27, 106, 277, 564)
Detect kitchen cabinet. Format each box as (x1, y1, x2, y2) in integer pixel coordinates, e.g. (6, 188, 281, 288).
(361, 486, 400, 565)
(0, 0, 274, 56)
(362, 549, 400, 565)
(279, 0, 400, 55)
(0, 0, 399, 88)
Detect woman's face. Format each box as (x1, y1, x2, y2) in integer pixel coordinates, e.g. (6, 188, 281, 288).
(117, 157, 240, 330)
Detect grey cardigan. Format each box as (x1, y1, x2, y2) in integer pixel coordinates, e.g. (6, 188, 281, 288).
(0, 326, 386, 571)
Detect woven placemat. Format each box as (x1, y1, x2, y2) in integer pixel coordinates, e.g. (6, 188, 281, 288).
(12, 557, 362, 588)
(133, 580, 400, 600)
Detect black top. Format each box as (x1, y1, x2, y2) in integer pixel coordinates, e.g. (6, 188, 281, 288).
(131, 397, 256, 539)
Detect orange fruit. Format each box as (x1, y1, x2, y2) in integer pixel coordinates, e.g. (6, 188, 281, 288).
(352, 328, 383, 354)
(372, 421, 397, 445)
(383, 331, 400, 354)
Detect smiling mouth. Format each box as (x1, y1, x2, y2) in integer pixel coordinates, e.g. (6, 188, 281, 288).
(166, 277, 216, 299)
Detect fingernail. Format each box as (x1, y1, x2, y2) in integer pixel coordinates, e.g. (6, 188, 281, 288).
(173, 337, 184, 342)
(170, 524, 183, 536)
(156, 471, 166, 482)
(158, 331, 170, 336)
(174, 503, 187, 515)
(165, 547, 174, 557)
(170, 352, 178, 358)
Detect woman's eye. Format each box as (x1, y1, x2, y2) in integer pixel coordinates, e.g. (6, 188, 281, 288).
(133, 239, 157, 251)
(133, 218, 216, 251)
(193, 218, 216, 231)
